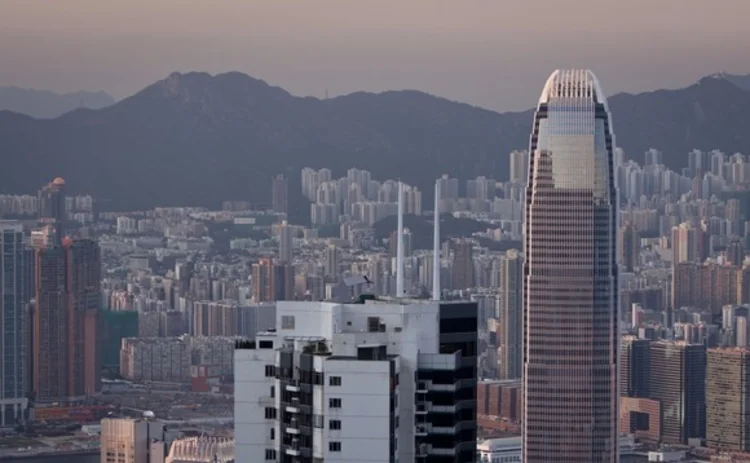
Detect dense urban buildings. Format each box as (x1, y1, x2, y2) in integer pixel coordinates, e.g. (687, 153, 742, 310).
(235, 298, 478, 463)
(522, 69, 619, 462)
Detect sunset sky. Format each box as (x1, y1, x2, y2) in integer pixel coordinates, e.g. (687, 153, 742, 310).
(1, 0, 749, 111)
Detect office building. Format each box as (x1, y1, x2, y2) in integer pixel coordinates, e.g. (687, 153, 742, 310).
(706, 348, 750, 451)
(32, 238, 101, 403)
(100, 417, 170, 463)
(618, 222, 640, 272)
(450, 239, 474, 290)
(253, 258, 293, 303)
(272, 174, 288, 215)
(278, 221, 294, 264)
(37, 177, 66, 245)
(649, 341, 706, 444)
(325, 244, 340, 281)
(0, 222, 30, 425)
(522, 69, 619, 462)
(497, 250, 522, 380)
(620, 336, 650, 398)
(234, 298, 478, 463)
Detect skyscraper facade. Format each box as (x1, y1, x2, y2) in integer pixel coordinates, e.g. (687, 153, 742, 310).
(498, 249, 523, 380)
(523, 69, 619, 462)
(0, 222, 30, 425)
(32, 238, 101, 403)
(37, 177, 66, 245)
(271, 174, 288, 215)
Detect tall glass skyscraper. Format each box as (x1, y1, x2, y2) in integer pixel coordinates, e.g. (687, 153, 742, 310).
(0, 222, 29, 425)
(523, 69, 619, 462)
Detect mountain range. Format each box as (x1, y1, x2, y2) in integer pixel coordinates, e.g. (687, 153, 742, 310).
(1, 71, 750, 214)
(0, 86, 115, 119)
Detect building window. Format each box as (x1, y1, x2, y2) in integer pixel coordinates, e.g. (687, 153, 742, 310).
(264, 407, 276, 419)
(329, 376, 342, 386)
(265, 365, 275, 377)
(270, 385, 275, 398)
(329, 419, 341, 430)
(313, 414, 324, 428)
(265, 449, 276, 460)
(270, 428, 275, 440)
(281, 315, 295, 330)
(329, 398, 342, 408)
(329, 441, 341, 452)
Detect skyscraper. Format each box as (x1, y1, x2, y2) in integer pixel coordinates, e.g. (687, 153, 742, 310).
(649, 341, 706, 445)
(278, 221, 294, 263)
(37, 177, 66, 245)
(498, 249, 523, 380)
(0, 222, 30, 425)
(706, 348, 750, 451)
(32, 238, 101, 403)
(523, 69, 619, 462)
(450, 238, 474, 290)
(271, 174, 288, 215)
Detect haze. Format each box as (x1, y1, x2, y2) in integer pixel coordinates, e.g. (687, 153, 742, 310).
(1, 0, 749, 111)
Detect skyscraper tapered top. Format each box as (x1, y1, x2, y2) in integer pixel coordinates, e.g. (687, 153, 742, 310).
(523, 69, 619, 462)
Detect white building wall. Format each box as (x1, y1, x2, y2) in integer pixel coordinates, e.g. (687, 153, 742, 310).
(234, 346, 275, 463)
(323, 359, 392, 462)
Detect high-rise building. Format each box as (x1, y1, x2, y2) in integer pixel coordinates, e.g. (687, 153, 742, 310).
(706, 348, 750, 451)
(523, 69, 619, 462)
(509, 150, 529, 184)
(672, 261, 743, 312)
(278, 221, 294, 264)
(324, 244, 340, 281)
(450, 239, 474, 290)
(234, 298, 477, 463)
(0, 222, 30, 425)
(32, 238, 101, 403)
(497, 249, 522, 380)
(671, 221, 709, 265)
(37, 177, 66, 245)
(252, 258, 295, 302)
(271, 174, 288, 215)
(649, 341, 706, 445)
(100, 417, 170, 463)
(620, 336, 651, 398)
(618, 222, 640, 272)
(252, 258, 273, 303)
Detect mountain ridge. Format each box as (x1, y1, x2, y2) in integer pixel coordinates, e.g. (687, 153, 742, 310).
(0, 71, 749, 214)
(0, 86, 115, 119)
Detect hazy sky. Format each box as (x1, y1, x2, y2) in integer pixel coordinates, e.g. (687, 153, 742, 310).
(1, 0, 749, 111)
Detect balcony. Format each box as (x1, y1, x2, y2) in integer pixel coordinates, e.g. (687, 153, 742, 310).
(285, 405, 300, 414)
(416, 443, 432, 458)
(416, 380, 430, 393)
(415, 402, 431, 414)
(286, 380, 300, 393)
(431, 404, 456, 413)
(286, 427, 300, 435)
(431, 425, 457, 435)
(431, 447, 456, 456)
(415, 424, 431, 436)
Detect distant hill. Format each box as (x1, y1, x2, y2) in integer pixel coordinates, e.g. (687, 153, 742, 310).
(0, 71, 749, 213)
(0, 86, 115, 118)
